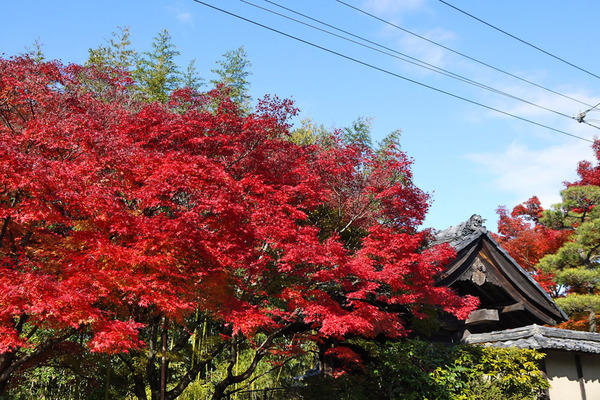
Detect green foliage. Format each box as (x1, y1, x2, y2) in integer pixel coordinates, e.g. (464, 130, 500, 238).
(87, 26, 136, 71)
(539, 185, 600, 330)
(84, 26, 253, 109)
(182, 59, 204, 92)
(342, 117, 399, 151)
(5, 347, 132, 400)
(343, 116, 373, 148)
(289, 340, 548, 400)
(555, 293, 600, 314)
(431, 345, 548, 400)
(133, 29, 182, 103)
(211, 46, 252, 111)
(23, 38, 45, 63)
(177, 335, 315, 400)
(289, 117, 333, 146)
(377, 129, 402, 153)
(7, 340, 548, 400)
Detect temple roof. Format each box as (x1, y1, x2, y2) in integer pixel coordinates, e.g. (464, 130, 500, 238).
(433, 214, 489, 251)
(434, 215, 567, 332)
(464, 324, 600, 354)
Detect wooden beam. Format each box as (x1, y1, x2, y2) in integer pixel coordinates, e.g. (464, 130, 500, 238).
(466, 309, 499, 325)
(481, 241, 564, 322)
(501, 302, 525, 314)
(575, 354, 588, 400)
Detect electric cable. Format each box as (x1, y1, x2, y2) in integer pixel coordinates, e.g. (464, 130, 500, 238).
(335, 0, 596, 110)
(576, 101, 600, 124)
(249, 1, 511, 94)
(438, 0, 600, 81)
(191, 0, 594, 143)
(247, 0, 581, 124)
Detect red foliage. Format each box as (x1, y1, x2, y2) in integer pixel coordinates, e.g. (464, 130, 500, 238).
(571, 139, 600, 187)
(556, 316, 590, 332)
(493, 197, 570, 293)
(0, 58, 476, 382)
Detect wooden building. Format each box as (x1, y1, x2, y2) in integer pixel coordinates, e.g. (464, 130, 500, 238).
(465, 325, 600, 400)
(435, 215, 600, 400)
(433, 214, 567, 339)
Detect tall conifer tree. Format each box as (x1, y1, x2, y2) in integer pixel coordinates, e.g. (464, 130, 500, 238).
(133, 29, 181, 103)
(211, 46, 252, 111)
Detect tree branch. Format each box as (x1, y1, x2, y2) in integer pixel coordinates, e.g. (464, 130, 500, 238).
(0, 217, 10, 245)
(165, 340, 227, 400)
(0, 327, 79, 385)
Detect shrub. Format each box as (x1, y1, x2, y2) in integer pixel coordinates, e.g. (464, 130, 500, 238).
(290, 339, 548, 400)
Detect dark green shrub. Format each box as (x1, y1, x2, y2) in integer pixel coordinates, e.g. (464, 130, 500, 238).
(290, 340, 548, 400)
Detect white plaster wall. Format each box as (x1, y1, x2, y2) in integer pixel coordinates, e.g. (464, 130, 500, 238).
(581, 354, 600, 399)
(544, 351, 582, 400)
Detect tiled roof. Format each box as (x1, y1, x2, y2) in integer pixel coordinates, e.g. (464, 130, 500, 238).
(432, 214, 488, 252)
(434, 214, 568, 323)
(464, 324, 600, 354)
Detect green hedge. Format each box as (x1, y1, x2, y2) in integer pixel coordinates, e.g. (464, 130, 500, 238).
(290, 339, 549, 400)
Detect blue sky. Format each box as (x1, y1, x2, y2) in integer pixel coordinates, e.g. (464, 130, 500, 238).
(3, 0, 599, 231)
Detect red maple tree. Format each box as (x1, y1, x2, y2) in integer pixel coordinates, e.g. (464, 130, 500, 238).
(571, 139, 600, 187)
(0, 57, 477, 398)
(494, 197, 570, 294)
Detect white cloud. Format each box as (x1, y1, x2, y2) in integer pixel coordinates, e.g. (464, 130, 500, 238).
(467, 141, 594, 209)
(485, 82, 600, 121)
(396, 27, 457, 70)
(176, 12, 193, 23)
(166, 2, 193, 24)
(356, 0, 459, 74)
(361, 0, 428, 15)
(455, 75, 600, 145)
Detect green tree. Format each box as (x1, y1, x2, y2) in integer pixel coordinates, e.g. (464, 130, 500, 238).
(377, 128, 402, 154)
(87, 26, 136, 71)
(539, 185, 600, 331)
(290, 339, 548, 400)
(211, 46, 252, 111)
(182, 59, 204, 91)
(133, 29, 182, 103)
(83, 27, 138, 100)
(343, 116, 373, 148)
(289, 117, 332, 146)
(23, 38, 45, 63)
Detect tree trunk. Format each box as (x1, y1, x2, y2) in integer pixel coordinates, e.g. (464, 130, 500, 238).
(0, 371, 10, 395)
(104, 363, 111, 400)
(590, 309, 597, 332)
(317, 340, 334, 377)
(146, 317, 161, 400)
(164, 341, 226, 400)
(161, 317, 168, 400)
(211, 380, 229, 400)
(118, 354, 148, 400)
(0, 351, 16, 394)
(132, 374, 148, 400)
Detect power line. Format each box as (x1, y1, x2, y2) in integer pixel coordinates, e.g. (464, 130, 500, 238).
(246, 0, 584, 125)
(258, 0, 489, 85)
(251, 2, 520, 99)
(335, 0, 595, 110)
(438, 0, 600, 81)
(576, 101, 600, 124)
(192, 0, 593, 143)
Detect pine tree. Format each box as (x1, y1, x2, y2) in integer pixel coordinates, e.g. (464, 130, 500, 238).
(539, 185, 600, 331)
(182, 58, 204, 91)
(343, 116, 374, 148)
(87, 26, 136, 71)
(211, 46, 252, 111)
(133, 29, 182, 103)
(23, 38, 45, 63)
